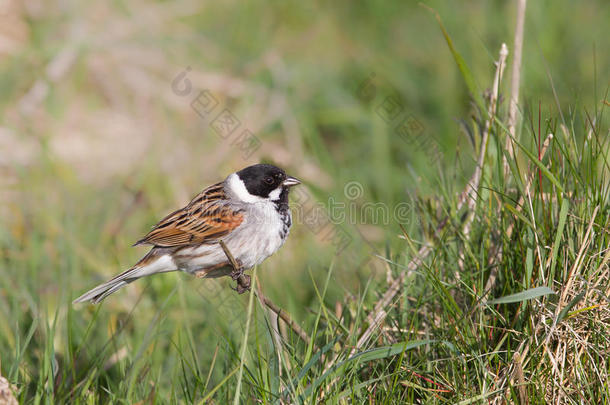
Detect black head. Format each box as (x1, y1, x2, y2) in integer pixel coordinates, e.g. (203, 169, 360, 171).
(233, 164, 300, 201)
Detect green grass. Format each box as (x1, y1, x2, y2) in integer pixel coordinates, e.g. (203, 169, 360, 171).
(1, 0, 609, 403)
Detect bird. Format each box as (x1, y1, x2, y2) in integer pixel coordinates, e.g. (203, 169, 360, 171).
(73, 164, 301, 304)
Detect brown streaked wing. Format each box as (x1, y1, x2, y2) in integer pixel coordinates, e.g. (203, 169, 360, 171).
(134, 182, 244, 247)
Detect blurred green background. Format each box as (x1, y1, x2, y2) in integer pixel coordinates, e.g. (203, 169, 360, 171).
(0, 0, 608, 401)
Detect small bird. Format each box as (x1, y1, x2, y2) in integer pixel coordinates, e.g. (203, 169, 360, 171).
(74, 164, 301, 304)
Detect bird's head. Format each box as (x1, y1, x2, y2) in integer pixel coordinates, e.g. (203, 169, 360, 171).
(226, 164, 300, 203)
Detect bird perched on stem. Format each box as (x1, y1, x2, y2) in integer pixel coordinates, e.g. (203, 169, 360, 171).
(74, 164, 300, 304)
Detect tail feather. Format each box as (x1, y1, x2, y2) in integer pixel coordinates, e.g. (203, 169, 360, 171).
(72, 278, 132, 304)
(73, 253, 177, 304)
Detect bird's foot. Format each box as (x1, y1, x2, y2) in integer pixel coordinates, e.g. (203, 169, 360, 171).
(229, 263, 251, 294)
(230, 265, 244, 281)
(232, 274, 251, 294)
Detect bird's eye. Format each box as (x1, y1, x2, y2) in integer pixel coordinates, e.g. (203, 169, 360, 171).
(264, 177, 274, 184)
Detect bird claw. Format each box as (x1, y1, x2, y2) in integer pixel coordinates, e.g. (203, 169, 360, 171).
(230, 266, 244, 281)
(231, 274, 251, 294)
(220, 248, 249, 294)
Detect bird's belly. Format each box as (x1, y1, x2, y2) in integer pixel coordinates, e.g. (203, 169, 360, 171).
(174, 210, 290, 274)
(226, 217, 287, 269)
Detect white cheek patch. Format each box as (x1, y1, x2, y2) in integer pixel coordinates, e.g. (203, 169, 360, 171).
(226, 173, 265, 203)
(268, 187, 282, 201)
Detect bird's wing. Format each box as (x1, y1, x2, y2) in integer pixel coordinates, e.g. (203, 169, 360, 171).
(134, 182, 244, 247)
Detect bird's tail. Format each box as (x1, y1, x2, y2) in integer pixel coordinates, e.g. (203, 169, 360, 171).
(73, 251, 177, 304)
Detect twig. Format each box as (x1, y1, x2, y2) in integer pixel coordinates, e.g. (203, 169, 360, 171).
(218, 240, 312, 347)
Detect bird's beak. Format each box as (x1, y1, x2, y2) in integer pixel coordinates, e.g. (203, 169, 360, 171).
(283, 176, 301, 187)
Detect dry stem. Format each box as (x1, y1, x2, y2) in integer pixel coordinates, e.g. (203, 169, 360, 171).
(457, 43, 508, 272)
(218, 240, 312, 347)
(354, 44, 510, 354)
(504, 0, 527, 175)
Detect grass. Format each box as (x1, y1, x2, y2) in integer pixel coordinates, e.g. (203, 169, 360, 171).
(1, 0, 609, 403)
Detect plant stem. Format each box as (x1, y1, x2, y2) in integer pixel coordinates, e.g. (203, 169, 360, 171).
(219, 240, 312, 346)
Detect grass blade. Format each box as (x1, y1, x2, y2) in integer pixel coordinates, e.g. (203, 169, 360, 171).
(233, 267, 258, 405)
(487, 286, 555, 305)
(300, 340, 434, 401)
(424, 5, 486, 115)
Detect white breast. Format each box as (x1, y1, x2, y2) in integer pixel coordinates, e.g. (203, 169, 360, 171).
(232, 201, 289, 268)
(175, 200, 290, 274)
